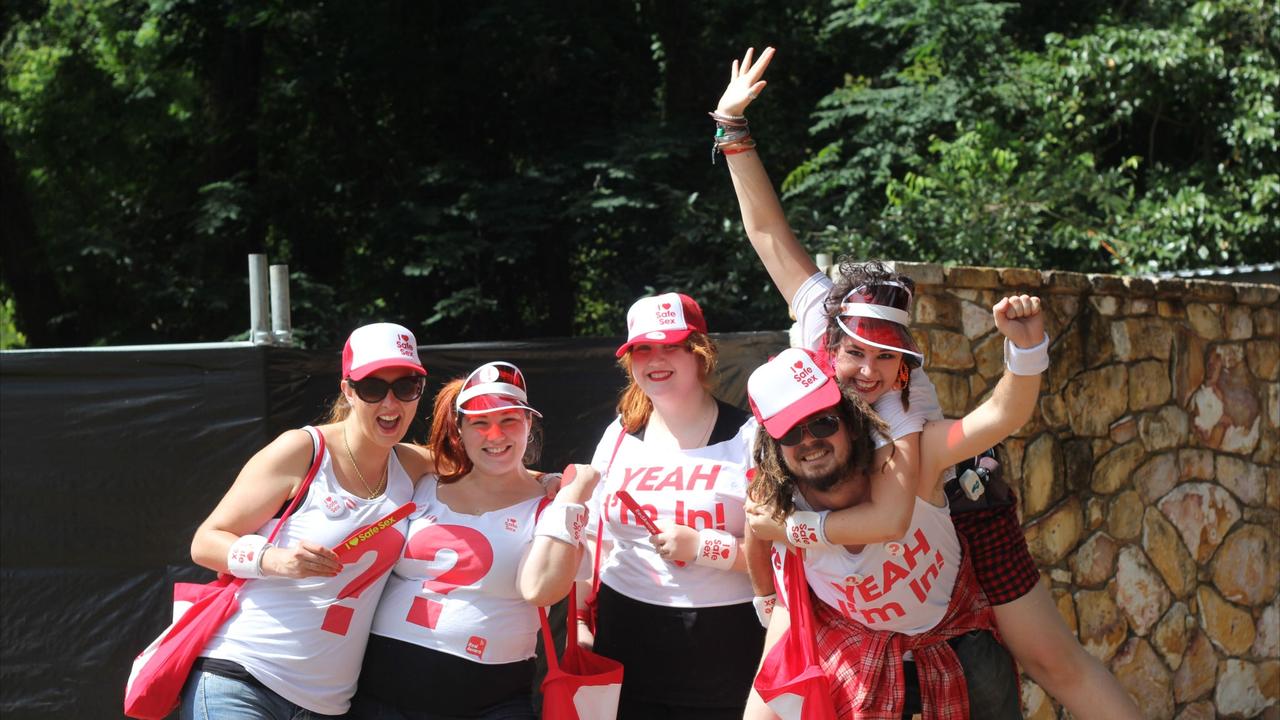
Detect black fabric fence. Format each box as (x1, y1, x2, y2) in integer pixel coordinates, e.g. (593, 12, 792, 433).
(0, 332, 786, 719)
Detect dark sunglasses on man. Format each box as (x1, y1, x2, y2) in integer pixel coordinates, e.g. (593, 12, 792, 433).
(346, 375, 426, 403)
(777, 414, 841, 447)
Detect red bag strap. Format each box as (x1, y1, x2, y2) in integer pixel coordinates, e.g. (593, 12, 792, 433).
(538, 583, 585, 673)
(265, 426, 327, 544)
(587, 424, 628, 623)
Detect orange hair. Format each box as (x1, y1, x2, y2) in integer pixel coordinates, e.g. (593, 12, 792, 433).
(427, 378, 470, 484)
(615, 332, 718, 432)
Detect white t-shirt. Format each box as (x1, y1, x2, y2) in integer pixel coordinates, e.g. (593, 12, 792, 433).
(587, 415, 756, 608)
(370, 477, 545, 664)
(772, 494, 961, 635)
(791, 271, 943, 439)
(203, 429, 415, 716)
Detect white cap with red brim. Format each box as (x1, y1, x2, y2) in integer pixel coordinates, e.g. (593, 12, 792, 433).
(342, 323, 427, 380)
(456, 361, 542, 416)
(747, 348, 842, 439)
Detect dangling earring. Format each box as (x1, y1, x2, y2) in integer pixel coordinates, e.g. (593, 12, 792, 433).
(896, 363, 910, 390)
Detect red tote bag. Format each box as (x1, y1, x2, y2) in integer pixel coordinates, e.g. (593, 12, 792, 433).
(539, 584, 624, 720)
(753, 548, 837, 720)
(123, 427, 326, 720)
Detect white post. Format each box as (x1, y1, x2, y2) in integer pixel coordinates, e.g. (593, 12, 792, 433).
(248, 254, 271, 345)
(816, 252, 834, 280)
(270, 264, 292, 347)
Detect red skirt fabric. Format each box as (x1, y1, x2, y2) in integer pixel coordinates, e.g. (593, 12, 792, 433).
(949, 496, 1039, 606)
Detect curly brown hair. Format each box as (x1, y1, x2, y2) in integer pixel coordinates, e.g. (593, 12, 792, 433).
(749, 384, 891, 522)
(823, 258, 920, 410)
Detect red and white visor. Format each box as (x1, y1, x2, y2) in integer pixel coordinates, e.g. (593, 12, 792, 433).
(616, 292, 707, 357)
(456, 361, 541, 416)
(747, 348, 842, 439)
(836, 282, 923, 364)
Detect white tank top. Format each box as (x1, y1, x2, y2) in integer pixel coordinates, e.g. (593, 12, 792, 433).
(587, 417, 756, 608)
(202, 428, 414, 715)
(772, 495, 961, 635)
(370, 477, 545, 664)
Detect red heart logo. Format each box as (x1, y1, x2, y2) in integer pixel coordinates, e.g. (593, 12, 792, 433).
(662, 303, 671, 310)
(793, 361, 804, 369)
(399, 334, 409, 342)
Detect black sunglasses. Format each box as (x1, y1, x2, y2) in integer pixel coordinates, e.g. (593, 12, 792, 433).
(778, 415, 841, 447)
(347, 375, 426, 403)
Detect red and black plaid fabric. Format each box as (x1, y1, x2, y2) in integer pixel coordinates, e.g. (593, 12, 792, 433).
(950, 494, 1039, 605)
(811, 539, 997, 720)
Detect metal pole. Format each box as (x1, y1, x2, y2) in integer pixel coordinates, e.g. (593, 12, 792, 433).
(269, 264, 293, 347)
(248, 254, 271, 345)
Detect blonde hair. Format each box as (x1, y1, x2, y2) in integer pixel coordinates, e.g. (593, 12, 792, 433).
(615, 332, 718, 432)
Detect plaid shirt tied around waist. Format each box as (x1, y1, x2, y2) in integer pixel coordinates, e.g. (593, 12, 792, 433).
(811, 536, 997, 720)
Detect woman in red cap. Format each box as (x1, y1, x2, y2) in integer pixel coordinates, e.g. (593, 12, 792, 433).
(576, 292, 766, 719)
(351, 361, 599, 720)
(713, 47, 1140, 719)
(183, 322, 434, 719)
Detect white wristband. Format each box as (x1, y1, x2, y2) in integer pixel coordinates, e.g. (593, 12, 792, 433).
(753, 594, 777, 628)
(694, 528, 739, 570)
(227, 534, 271, 579)
(535, 502, 588, 546)
(1004, 333, 1050, 376)
(786, 511, 833, 548)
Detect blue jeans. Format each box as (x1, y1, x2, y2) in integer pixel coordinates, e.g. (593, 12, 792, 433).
(181, 670, 324, 720)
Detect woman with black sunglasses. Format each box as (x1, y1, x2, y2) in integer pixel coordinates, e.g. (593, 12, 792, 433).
(183, 322, 435, 719)
(575, 293, 767, 720)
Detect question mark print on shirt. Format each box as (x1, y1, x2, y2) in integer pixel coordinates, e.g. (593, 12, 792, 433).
(401, 524, 494, 629)
(320, 526, 405, 636)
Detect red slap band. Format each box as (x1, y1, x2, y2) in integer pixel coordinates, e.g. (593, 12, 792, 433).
(332, 502, 416, 598)
(616, 490, 686, 567)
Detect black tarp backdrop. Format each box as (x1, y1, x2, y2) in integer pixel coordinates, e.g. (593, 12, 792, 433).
(0, 331, 786, 719)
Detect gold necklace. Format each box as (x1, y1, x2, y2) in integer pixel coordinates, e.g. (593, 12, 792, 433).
(343, 425, 386, 499)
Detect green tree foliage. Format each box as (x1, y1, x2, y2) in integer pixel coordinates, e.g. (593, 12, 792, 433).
(2, 1, 1275, 347)
(786, 0, 1279, 273)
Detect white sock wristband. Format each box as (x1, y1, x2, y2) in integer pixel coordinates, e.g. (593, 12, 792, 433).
(753, 594, 777, 628)
(227, 534, 271, 579)
(695, 528, 739, 570)
(1004, 333, 1050, 376)
(786, 511, 832, 548)
(535, 502, 588, 546)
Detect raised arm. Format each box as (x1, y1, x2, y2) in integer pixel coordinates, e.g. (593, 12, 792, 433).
(920, 295, 1048, 479)
(716, 47, 819, 304)
(519, 464, 599, 606)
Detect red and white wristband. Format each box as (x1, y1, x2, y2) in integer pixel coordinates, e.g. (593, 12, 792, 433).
(227, 534, 271, 579)
(694, 528, 739, 570)
(753, 594, 777, 628)
(535, 501, 588, 547)
(786, 511, 833, 548)
(1004, 333, 1050, 376)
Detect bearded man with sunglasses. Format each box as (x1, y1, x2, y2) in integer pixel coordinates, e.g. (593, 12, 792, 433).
(741, 292, 1049, 718)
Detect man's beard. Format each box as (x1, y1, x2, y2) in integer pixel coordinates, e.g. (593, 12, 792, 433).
(790, 440, 859, 493)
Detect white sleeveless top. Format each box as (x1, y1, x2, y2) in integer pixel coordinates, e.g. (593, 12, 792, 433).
(587, 416, 756, 608)
(202, 428, 414, 715)
(773, 494, 961, 635)
(370, 477, 545, 664)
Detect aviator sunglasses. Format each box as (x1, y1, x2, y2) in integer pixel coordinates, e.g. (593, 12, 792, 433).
(778, 414, 842, 447)
(347, 375, 426, 403)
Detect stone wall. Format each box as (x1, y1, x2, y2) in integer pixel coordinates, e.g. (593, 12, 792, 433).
(885, 262, 1279, 719)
